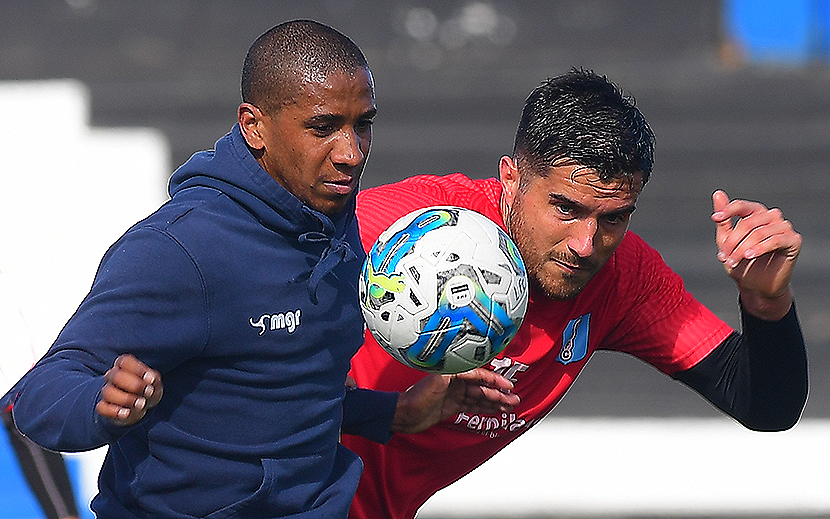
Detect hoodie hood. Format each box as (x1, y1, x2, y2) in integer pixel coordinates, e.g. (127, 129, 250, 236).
(168, 124, 360, 302)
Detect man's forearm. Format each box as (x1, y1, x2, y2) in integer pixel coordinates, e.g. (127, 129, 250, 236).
(673, 302, 807, 431)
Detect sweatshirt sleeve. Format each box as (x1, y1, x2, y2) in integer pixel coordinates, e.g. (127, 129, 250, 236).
(10, 226, 208, 452)
(341, 387, 397, 444)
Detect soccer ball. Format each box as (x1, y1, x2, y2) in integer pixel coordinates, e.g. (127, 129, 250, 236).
(359, 206, 528, 374)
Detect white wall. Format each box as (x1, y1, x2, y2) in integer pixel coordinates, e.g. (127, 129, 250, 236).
(0, 79, 169, 515)
(0, 79, 169, 353)
(420, 417, 830, 518)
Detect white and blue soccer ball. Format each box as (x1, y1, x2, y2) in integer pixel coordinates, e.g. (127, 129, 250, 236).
(359, 206, 528, 374)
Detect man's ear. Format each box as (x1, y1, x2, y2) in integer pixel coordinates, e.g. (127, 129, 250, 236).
(238, 103, 265, 150)
(499, 155, 519, 206)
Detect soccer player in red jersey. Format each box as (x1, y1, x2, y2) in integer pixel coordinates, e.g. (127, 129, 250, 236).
(342, 69, 807, 519)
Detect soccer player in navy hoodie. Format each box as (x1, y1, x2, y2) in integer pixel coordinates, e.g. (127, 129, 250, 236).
(3, 20, 518, 519)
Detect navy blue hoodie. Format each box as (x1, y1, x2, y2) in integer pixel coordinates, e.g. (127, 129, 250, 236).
(11, 124, 369, 518)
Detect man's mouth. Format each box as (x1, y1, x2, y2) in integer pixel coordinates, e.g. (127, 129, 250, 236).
(324, 177, 355, 195)
(551, 254, 595, 275)
(553, 259, 582, 276)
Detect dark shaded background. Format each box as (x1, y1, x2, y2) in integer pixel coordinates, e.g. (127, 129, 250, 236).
(2, 0, 828, 421)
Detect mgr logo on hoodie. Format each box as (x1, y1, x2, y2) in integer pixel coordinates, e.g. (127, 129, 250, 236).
(250, 309, 303, 335)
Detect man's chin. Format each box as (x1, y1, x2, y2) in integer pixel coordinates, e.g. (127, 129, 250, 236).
(530, 276, 585, 301)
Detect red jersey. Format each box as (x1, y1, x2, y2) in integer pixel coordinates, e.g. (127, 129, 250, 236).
(344, 173, 734, 519)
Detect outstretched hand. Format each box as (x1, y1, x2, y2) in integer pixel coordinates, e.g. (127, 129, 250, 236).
(391, 368, 520, 435)
(711, 190, 801, 320)
(96, 354, 163, 427)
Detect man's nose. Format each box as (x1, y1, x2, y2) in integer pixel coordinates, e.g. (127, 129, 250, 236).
(566, 218, 597, 258)
(332, 128, 364, 167)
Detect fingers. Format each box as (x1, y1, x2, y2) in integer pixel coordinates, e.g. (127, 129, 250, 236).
(711, 191, 801, 269)
(97, 354, 163, 426)
(392, 368, 523, 434)
(463, 383, 521, 411)
(452, 368, 521, 412)
(454, 367, 515, 392)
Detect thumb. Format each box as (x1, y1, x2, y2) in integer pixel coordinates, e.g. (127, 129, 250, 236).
(711, 189, 734, 244)
(711, 189, 730, 216)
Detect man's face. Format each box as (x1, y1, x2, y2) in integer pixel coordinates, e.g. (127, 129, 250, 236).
(500, 157, 643, 300)
(247, 67, 376, 216)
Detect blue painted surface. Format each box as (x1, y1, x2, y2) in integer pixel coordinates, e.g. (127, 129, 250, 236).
(0, 424, 92, 519)
(725, 0, 830, 63)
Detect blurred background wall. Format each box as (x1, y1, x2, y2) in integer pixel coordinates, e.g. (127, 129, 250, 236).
(1, 1, 828, 517)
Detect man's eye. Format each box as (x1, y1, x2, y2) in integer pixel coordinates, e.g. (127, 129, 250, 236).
(555, 204, 575, 217)
(311, 125, 334, 135)
(603, 213, 628, 225)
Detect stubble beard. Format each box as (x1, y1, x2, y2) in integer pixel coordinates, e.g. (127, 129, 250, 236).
(506, 201, 591, 301)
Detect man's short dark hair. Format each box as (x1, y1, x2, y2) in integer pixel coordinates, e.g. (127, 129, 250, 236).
(513, 68, 655, 186)
(241, 20, 371, 114)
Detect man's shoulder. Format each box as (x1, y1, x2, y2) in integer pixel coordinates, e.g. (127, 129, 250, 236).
(357, 174, 502, 244)
(586, 231, 671, 296)
(107, 191, 246, 274)
(614, 231, 660, 263)
(363, 173, 498, 195)
(139, 187, 245, 236)
(360, 174, 500, 215)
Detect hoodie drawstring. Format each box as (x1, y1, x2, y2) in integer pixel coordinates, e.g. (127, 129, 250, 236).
(298, 232, 357, 304)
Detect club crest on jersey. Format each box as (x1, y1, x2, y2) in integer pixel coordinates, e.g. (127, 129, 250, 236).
(558, 314, 590, 364)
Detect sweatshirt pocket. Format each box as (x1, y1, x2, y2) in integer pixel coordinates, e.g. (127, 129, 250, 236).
(257, 445, 363, 518)
(132, 420, 360, 518)
(202, 465, 270, 519)
(205, 453, 337, 519)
